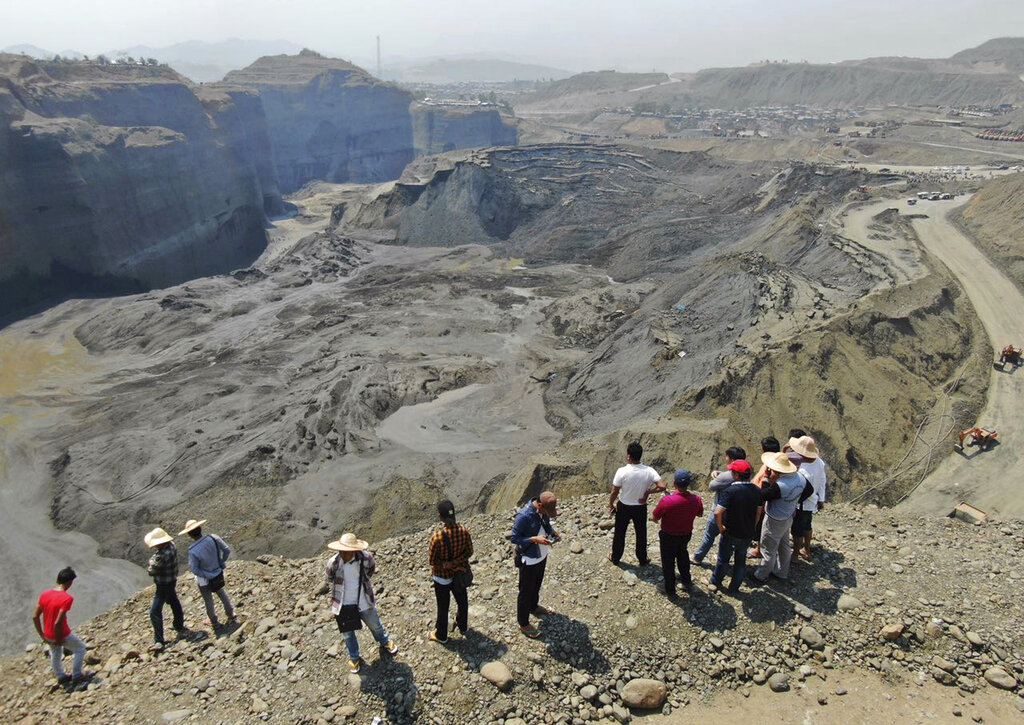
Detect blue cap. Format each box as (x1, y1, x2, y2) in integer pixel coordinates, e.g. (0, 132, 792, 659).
(674, 469, 693, 485)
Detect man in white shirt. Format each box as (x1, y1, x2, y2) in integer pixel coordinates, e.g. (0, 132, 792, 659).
(788, 435, 827, 559)
(608, 441, 664, 566)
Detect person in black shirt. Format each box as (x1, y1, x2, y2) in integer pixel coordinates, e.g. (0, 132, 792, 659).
(709, 461, 761, 594)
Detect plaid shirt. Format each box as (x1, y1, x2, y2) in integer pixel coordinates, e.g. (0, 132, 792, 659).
(428, 523, 473, 579)
(147, 542, 178, 584)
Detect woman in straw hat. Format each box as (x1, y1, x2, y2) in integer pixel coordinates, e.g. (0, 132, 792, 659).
(325, 532, 398, 674)
(753, 451, 808, 583)
(144, 527, 187, 651)
(180, 519, 236, 631)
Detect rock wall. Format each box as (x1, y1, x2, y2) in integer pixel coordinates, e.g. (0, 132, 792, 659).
(412, 104, 517, 156)
(0, 55, 281, 316)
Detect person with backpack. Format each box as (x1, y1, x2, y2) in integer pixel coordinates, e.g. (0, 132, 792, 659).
(325, 532, 398, 674)
(427, 499, 474, 643)
(32, 567, 91, 686)
(180, 518, 237, 632)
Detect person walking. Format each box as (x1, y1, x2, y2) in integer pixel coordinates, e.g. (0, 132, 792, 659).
(753, 452, 808, 583)
(651, 469, 703, 599)
(608, 441, 664, 566)
(144, 527, 187, 651)
(427, 499, 473, 643)
(708, 460, 761, 593)
(788, 435, 827, 559)
(325, 532, 399, 674)
(510, 491, 560, 638)
(180, 519, 237, 631)
(32, 567, 90, 686)
(691, 446, 747, 566)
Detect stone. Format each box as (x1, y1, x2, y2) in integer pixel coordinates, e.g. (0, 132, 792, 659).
(800, 626, 825, 650)
(983, 667, 1018, 690)
(837, 594, 864, 611)
(966, 631, 984, 648)
(709, 637, 725, 651)
(161, 712, 191, 723)
(611, 703, 631, 723)
(570, 541, 584, 554)
(251, 696, 269, 713)
(481, 661, 513, 691)
(625, 616, 638, 630)
(621, 679, 667, 709)
(794, 603, 814, 620)
(879, 624, 904, 641)
(768, 673, 791, 692)
(933, 657, 957, 673)
(580, 685, 598, 699)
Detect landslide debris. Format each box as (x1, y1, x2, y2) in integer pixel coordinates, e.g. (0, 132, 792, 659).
(2, 495, 1023, 724)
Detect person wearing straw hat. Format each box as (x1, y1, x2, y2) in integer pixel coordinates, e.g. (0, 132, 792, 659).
(325, 532, 398, 674)
(753, 451, 807, 583)
(179, 519, 237, 632)
(427, 499, 474, 643)
(144, 527, 187, 651)
(787, 435, 827, 559)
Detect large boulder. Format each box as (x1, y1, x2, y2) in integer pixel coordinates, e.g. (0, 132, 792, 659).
(621, 678, 667, 709)
(481, 661, 513, 691)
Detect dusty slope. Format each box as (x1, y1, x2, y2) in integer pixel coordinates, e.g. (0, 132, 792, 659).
(1, 495, 1022, 724)
(953, 172, 1024, 294)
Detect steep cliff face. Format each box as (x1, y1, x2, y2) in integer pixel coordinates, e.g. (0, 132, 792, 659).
(222, 51, 416, 193)
(0, 55, 282, 316)
(411, 104, 517, 156)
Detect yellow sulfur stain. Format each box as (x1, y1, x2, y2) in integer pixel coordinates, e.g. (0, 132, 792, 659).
(0, 333, 93, 398)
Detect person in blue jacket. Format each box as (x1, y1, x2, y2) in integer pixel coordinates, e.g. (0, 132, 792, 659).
(179, 518, 237, 631)
(509, 491, 560, 638)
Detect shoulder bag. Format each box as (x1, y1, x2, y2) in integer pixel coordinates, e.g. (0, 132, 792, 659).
(335, 557, 364, 632)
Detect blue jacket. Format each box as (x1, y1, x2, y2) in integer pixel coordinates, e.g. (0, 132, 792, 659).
(509, 500, 556, 560)
(187, 534, 230, 579)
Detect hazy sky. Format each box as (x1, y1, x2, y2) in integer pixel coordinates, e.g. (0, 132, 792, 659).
(2, 0, 1023, 72)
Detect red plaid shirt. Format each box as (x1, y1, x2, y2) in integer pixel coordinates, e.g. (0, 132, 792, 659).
(428, 524, 473, 578)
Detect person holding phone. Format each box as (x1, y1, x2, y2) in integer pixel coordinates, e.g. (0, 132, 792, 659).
(509, 491, 560, 638)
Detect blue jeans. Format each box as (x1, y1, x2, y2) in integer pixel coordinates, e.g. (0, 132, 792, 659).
(711, 534, 750, 593)
(341, 606, 390, 660)
(692, 515, 720, 562)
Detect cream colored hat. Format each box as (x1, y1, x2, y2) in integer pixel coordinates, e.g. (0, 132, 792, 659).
(761, 451, 798, 474)
(144, 527, 173, 547)
(178, 519, 207, 535)
(327, 532, 370, 552)
(788, 435, 819, 459)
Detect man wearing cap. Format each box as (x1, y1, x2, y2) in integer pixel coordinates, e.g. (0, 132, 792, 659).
(608, 441, 664, 567)
(144, 527, 187, 651)
(509, 491, 561, 638)
(651, 469, 703, 598)
(754, 452, 807, 583)
(180, 519, 236, 631)
(788, 435, 827, 559)
(32, 567, 90, 686)
(325, 532, 398, 673)
(691, 446, 747, 566)
(427, 499, 474, 643)
(709, 460, 760, 593)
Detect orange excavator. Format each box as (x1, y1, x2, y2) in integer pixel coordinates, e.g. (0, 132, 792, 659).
(954, 427, 997, 454)
(998, 345, 1023, 370)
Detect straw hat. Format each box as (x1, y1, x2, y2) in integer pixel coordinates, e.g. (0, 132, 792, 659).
(788, 435, 819, 459)
(327, 532, 370, 552)
(761, 451, 798, 474)
(144, 527, 173, 547)
(178, 519, 207, 535)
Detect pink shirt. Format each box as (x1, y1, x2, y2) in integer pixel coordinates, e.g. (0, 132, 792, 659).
(652, 491, 704, 535)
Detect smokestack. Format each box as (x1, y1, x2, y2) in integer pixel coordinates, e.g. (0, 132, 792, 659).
(376, 35, 381, 78)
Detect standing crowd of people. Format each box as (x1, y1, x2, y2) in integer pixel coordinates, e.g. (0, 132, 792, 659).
(33, 433, 825, 684)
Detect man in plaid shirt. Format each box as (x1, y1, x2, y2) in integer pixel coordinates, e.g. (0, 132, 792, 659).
(427, 499, 473, 643)
(145, 527, 187, 651)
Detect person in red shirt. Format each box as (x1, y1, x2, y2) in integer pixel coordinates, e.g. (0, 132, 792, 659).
(32, 567, 90, 685)
(651, 470, 704, 599)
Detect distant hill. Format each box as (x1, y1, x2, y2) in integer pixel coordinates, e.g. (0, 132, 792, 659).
(952, 37, 1024, 73)
(108, 38, 305, 82)
(1, 43, 55, 59)
(526, 70, 670, 102)
(390, 57, 572, 83)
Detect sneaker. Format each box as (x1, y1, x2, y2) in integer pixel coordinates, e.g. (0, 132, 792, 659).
(348, 658, 361, 674)
(689, 556, 701, 566)
(71, 671, 94, 684)
(56, 674, 72, 686)
(428, 631, 448, 644)
(382, 639, 399, 655)
(148, 642, 165, 653)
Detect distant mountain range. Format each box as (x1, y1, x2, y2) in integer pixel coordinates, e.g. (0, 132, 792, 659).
(382, 57, 573, 84)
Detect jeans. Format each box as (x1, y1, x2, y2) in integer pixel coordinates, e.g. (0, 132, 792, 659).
(198, 584, 235, 626)
(150, 581, 185, 643)
(48, 633, 86, 679)
(433, 580, 469, 639)
(658, 530, 692, 592)
(711, 534, 750, 592)
(692, 515, 720, 562)
(610, 503, 648, 564)
(340, 606, 390, 660)
(517, 557, 547, 627)
(755, 514, 793, 581)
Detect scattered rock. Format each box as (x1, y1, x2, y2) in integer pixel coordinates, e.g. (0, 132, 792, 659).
(621, 678, 667, 709)
(879, 623, 904, 641)
(481, 661, 513, 691)
(983, 666, 1018, 691)
(800, 626, 825, 650)
(161, 712, 191, 723)
(837, 594, 864, 611)
(768, 673, 791, 692)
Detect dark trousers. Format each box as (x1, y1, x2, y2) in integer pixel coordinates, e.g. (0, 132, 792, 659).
(711, 534, 751, 593)
(433, 580, 469, 639)
(150, 581, 185, 644)
(658, 530, 693, 592)
(611, 502, 648, 564)
(516, 557, 547, 627)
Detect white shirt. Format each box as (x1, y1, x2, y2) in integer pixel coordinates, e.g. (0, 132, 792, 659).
(612, 463, 662, 506)
(799, 457, 828, 511)
(341, 559, 372, 611)
(522, 543, 549, 567)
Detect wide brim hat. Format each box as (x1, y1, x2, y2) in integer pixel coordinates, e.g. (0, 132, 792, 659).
(327, 532, 370, 552)
(144, 527, 173, 547)
(788, 435, 819, 459)
(178, 519, 207, 535)
(761, 451, 798, 474)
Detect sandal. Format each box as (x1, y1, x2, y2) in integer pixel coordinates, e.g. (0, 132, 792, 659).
(531, 605, 552, 616)
(520, 625, 541, 639)
(428, 631, 448, 644)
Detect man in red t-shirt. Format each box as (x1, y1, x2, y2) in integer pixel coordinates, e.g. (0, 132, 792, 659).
(651, 469, 704, 599)
(32, 567, 89, 684)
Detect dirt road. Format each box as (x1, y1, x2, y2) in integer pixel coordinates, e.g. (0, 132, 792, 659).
(841, 196, 1024, 518)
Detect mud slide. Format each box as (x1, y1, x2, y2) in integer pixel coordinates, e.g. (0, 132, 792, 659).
(844, 197, 1024, 518)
